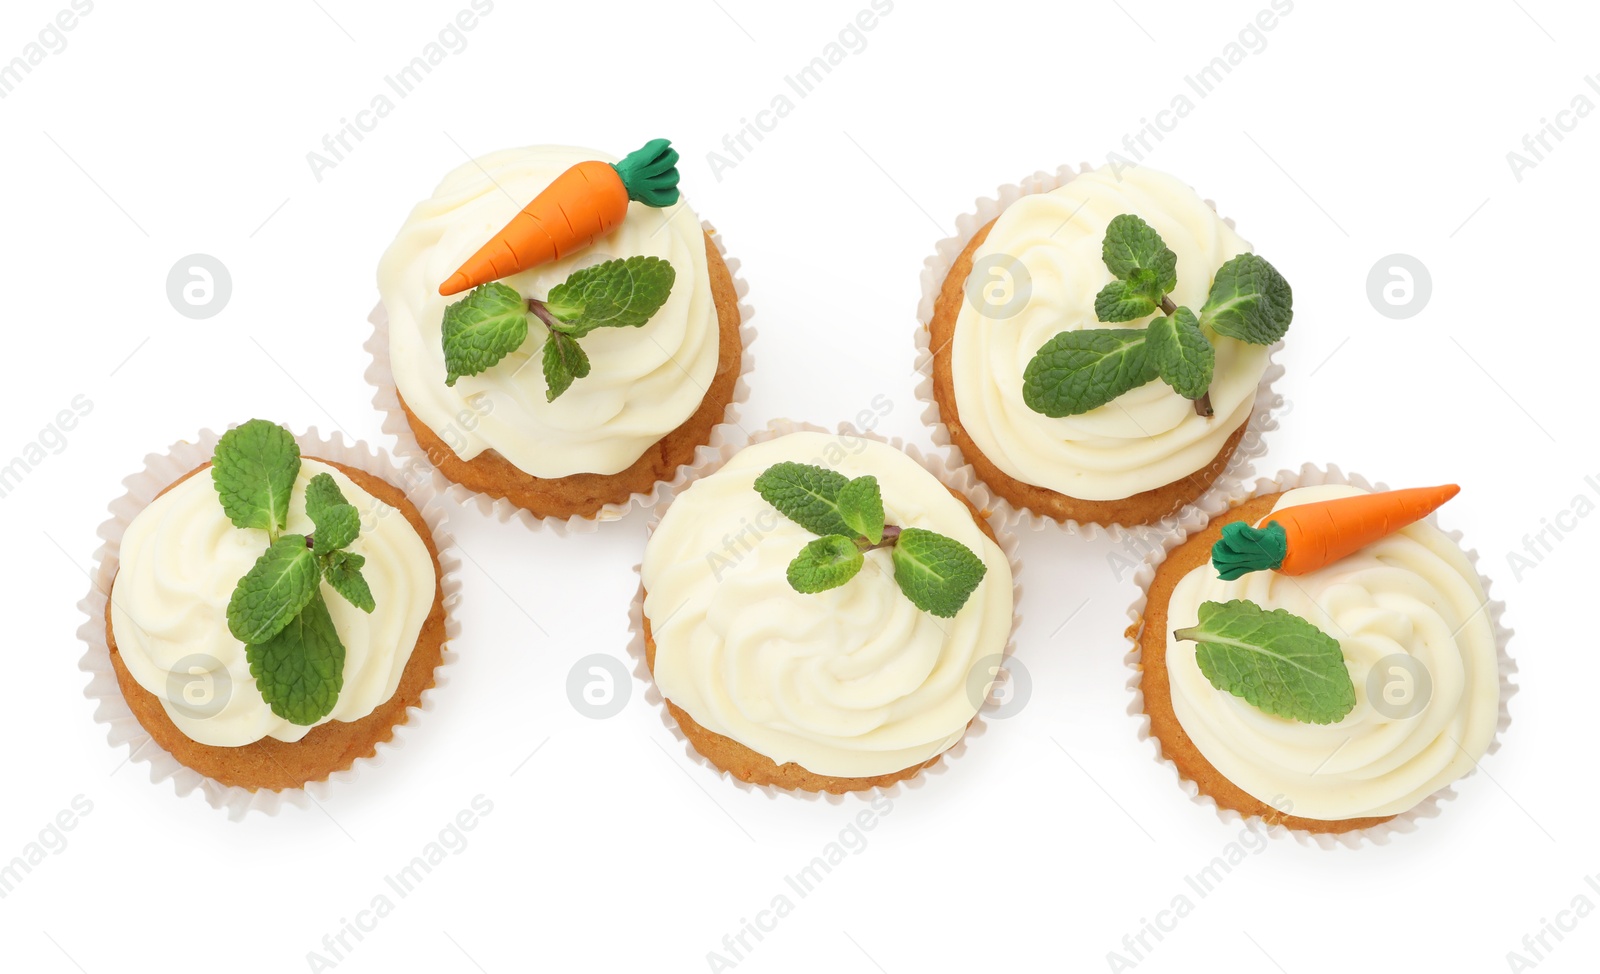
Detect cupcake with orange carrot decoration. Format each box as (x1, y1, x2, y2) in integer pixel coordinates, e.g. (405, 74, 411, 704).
(370, 139, 750, 526)
(1127, 465, 1513, 845)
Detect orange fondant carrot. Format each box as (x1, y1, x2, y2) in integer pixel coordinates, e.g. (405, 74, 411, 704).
(439, 138, 680, 296)
(1212, 485, 1460, 580)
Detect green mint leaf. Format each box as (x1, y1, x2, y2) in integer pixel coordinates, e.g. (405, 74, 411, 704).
(321, 550, 375, 613)
(304, 472, 360, 552)
(786, 535, 865, 594)
(890, 528, 987, 619)
(1102, 214, 1177, 297)
(544, 255, 676, 337)
(246, 589, 345, 726)
(1094, 279, 1161, 322)
(211, 419, 301, 534)
(226, 534, 320, 644)
(441, 282, 529, 386)
(1175, 599, 1355, 725)
(753, 462, 853, 538)
(542, 331, 591, 402)
(1146, 307, 1216, 401)
(836, 476, 886, 544)
(1022, 328, 1158, 417)
(1200, 253, 1293, 345)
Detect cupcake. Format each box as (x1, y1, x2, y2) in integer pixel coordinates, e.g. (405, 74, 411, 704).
(637, 427, 1017, 793)
(374, 139, 747, 523)
(921, 164, 1287, 528)
(85, 421, 452, 804)
(1129, 467, 1510, 838)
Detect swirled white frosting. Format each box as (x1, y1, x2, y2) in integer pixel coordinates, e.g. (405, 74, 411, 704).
(950, 165, 1270, 501)
(1164, 485, 1500, 820)
(111, 460, 436, 747)
(378, 145, 721, 478)
(642, 432, 1014, 778)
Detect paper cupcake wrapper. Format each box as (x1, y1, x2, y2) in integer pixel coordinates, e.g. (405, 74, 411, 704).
(364, 221, 756, 536)
(624, 418, 1026, 802)
(1123, 463, 1517, 848)
(76, 426, 463, 821)
(913, 162, 1283, 544)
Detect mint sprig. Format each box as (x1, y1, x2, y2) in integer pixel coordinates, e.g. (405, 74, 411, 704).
(754, 463, 988, 618)
(1098, 213, 1177, 309)
(1146, 307, 1215, 402)
(226, 535, 319, 645)
(440, 255, 676, 401)
(305, 472, 360, 552)
(1200, 253, 1293, 345)
(248, 589, 345, 727)
(787, 535, 865, 593)
(211, 419, 300, 534)
(544, 255, 677, 336)
(1022, 329, 1157, 418)
(753, 462, 853, 537)
(213, 424, 378, 726)
(321, 550, 375, 613)
(439, 283, 528, 387)
(837, 474, 886, 545)
(890, 528, 988, 619)
(1023, 213, 1292, 418)
(542, 331, 590, 401)
(1173, 599, 1355, 725)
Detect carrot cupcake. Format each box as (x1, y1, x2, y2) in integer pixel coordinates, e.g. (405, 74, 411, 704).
(638, 428, 1016, 793)
(375, 139, 746, 522)
(1129, 468, 1509, 838)
(88, 420, 451, 804)
(922, 164, 1288, 528)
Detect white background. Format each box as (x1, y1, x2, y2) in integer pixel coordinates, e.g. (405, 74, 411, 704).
(1, 0, 1590, 971)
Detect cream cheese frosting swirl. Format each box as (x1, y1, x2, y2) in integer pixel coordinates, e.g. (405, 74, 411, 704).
(379, 145, 721, 478)
(642, 432, 1014, 778)
(950, 165, 1269, 501)
(111, 460, 436, 747)
(1164, 484, 1500, 820)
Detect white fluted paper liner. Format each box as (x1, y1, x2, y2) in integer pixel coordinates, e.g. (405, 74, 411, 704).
(77, 426, 463, 821)
(1123, 463, 1517, 849)
(625, 419, 1026, 802)
(365, 222, 755, 536)
(913, 162, 1284, 544)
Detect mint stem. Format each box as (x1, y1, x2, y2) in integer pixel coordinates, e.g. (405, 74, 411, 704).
(527, 298, 560, 332)
(1158, 294, 1209, 415)
(858, 525, 903, 552)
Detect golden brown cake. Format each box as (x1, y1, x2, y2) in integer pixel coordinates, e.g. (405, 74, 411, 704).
(640, 431, 1015, 794)
(1129, 475, 1504, 834)
(929, 218, 1250, 526)
(107, 452, 446, 793)
(398, 232, 742, 519)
